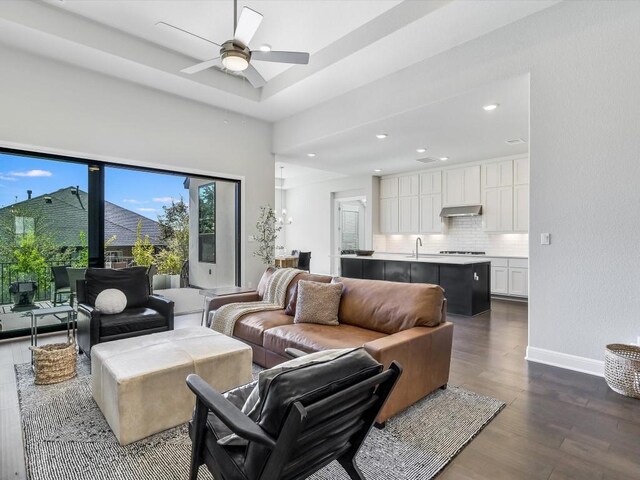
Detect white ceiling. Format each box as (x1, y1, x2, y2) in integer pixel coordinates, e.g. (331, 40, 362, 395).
(0, 1, 547, 182)
(0, 0, 558, 122)
(43, 0, 401, 82)
(277, 74, 530, 176)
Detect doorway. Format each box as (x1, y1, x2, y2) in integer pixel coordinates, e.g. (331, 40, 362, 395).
(332, 195, 366, 275)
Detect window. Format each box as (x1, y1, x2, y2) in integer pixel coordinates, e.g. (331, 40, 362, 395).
(198, 183, 216, 263)
(15, 216, 35, 239)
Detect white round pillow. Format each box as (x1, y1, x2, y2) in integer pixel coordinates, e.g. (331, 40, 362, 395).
(95, 288, 128, 314)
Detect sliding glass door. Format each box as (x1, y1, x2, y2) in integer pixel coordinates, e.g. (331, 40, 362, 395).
(0, 149, 241, 340)
(0, 152, 88, 339)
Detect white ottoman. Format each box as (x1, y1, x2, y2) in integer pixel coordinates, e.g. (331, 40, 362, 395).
(91, 327, 252, 446)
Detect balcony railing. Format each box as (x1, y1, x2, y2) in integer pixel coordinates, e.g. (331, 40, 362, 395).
(0, 261, 73, 305)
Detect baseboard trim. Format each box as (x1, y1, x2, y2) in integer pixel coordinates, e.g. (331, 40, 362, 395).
(526, 346, 604, 377)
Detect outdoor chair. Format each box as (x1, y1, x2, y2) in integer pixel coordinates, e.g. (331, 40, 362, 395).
(296, 251, 311, 272)
(51, 265, 71, 306)
(187, 348, 402, 480)
(66, 267, 86, 308)
(76, 266, 174, 356)
(146, 264, 157, 293)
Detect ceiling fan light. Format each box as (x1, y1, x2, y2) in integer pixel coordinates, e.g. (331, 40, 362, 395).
(222, 51, 249, 71)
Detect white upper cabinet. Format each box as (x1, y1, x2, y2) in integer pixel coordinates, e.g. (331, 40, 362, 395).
(398, 175, 419, 197)
(380, 197, 399, 233)
(444, 165, 481, 206)
(483, 186, 513, 232)
(514, 158, 529, 185)
(483, 161, 513, 188)
(514, 184, 529, 231)
(380, 177, 399, 199)
(420, 194, 444, 233)
(419, 171, 442, 195)
(399, 196, 420, 232)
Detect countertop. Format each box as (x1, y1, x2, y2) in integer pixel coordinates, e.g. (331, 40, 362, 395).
(340, 253, 491, 265)
(362, 250, 529, 260)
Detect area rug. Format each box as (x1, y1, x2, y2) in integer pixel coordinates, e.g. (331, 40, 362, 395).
(16, 361, 504, 480)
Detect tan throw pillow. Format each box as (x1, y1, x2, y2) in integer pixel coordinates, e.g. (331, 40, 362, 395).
(294, 280, 342, 325)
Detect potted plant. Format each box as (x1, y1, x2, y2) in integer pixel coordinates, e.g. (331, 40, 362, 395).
(253, 205, 282, 266)
(155, 245, 182, 288)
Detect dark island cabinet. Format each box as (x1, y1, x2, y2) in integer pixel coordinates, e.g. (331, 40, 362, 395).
(341, 258, 363, 278)
(384, 261, 410, 283)
(410, 262, 439, 284)
(363, 259, 385, 280)
(340, 257, 491, 317)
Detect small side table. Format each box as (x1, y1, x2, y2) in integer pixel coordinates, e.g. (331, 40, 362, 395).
(30, 305, 76, 366)
(275, 256, 299, 268)
(199, 286, 256, 327)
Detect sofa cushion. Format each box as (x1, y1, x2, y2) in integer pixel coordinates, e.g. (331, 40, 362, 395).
(335, 277, 444, 334)
(99, 307, 167, 337)
(262, 323, 386, 357)
(232, 310, 294, 345)
(294, 280, 342, 326)
(256, 267, 276, 299)
(284, 273, 333, 316)
(95, 288, 127, 314)
(86, 267, 149, 309)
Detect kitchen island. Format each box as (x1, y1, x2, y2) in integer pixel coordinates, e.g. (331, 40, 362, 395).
(340, 254, 490, 316)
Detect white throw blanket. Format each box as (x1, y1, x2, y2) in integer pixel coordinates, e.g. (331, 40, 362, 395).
(211, 268, 301, 337)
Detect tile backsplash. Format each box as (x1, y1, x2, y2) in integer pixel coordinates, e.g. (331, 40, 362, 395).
(373, 216, 529, 257)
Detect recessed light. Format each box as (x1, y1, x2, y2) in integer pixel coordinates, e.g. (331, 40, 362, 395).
(373, 169, 382, 173)
(483, 104, 499, 111)
(258, 44, 272, 52)
(439, 157, 449, 161)
(416, 148, 427, 153)
(376, 133, 388, 139)
(307, 153, 316, 157)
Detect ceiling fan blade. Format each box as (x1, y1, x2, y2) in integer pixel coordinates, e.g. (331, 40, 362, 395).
(155, 21, 221, 47)
(243, 64, 266, 88)
(181, 57, 221, 74)
(251, 50, 310, 65)
(234, 7, 263, 47)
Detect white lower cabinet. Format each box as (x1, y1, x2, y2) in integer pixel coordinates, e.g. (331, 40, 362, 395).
(487, 257, 528, 297)
(491, 266, 509, 294)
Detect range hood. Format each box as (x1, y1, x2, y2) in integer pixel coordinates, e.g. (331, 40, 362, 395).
(439, 205, 482, 217)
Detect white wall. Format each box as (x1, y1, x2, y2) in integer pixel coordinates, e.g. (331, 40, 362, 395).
(0, 44, 274, 287)
(188, 178, 237, 288)
(284, 175, 376, 275)
(274, 2, 640, 373)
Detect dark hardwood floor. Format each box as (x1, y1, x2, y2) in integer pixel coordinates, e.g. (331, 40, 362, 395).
(1, 300, 639, 479)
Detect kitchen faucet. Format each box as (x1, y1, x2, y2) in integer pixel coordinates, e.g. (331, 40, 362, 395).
(415, 237, 422, 260)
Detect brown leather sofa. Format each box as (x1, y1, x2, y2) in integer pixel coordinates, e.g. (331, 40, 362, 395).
(205, 269, 453, 423)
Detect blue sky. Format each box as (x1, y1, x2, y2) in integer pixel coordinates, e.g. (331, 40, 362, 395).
(0, 153, 188, 220)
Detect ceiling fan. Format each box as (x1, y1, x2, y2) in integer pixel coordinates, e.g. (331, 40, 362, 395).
(156, 0, 310, 88)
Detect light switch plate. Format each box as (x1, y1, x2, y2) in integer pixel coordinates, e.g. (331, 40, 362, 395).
(540, 233, 551, 245)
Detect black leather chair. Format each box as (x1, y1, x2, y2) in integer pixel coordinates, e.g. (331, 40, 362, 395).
(76, 266, 174, 356)
(296, 251, 311, 272)
(187, 348, 402, 480)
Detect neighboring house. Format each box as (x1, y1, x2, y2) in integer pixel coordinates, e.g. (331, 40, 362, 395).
(0, 186, 163, 258)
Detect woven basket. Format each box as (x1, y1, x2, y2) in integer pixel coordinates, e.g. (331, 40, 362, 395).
(604, 344, 640, 399)
(29, 342, 77, 385)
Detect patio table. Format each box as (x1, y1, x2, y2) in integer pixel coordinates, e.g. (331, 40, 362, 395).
(30, 305, 76, 366)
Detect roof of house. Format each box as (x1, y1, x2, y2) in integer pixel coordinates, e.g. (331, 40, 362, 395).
(0, 187, 163, 247)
